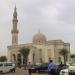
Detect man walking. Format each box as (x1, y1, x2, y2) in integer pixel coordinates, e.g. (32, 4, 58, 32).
(27, 62, 32, 75)
(48, 60, 57, 75)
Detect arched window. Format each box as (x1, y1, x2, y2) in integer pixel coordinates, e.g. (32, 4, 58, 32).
(58, 57, 61, 63)
(33, 52, 35, 64)
(17, 54, 21, 66)
(39, 49, 43, 63)
(12, 54, 16, 61)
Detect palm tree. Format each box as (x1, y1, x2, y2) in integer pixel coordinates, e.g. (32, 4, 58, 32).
(19, 47, 30, 69)
(59, 48, 68, 64)
(0, 56, 7, 62)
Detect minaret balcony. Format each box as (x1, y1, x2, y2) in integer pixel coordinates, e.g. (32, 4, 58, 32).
(11, 29, 19, 33)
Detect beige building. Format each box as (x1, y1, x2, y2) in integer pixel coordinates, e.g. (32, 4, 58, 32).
(7, 7, 70, 65)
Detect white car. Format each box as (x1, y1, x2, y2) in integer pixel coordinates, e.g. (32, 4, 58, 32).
(0, 62, 16, 74)
(60, 69, 68, 75)
(69, 61, 75, 75)
(60, 61, 75, 75)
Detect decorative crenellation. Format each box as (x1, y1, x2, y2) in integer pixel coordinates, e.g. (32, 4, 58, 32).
(46, 40, 70, 46)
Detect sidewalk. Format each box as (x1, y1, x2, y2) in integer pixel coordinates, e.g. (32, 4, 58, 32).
(18, 67, 48, 75)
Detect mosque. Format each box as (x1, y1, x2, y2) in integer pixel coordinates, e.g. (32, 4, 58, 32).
(7, 7, 70, 65)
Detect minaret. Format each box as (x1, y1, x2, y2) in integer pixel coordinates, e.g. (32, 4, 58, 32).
(11, 6, 19, 45)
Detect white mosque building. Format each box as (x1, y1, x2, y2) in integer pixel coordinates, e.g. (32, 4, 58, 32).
(7, 7, 70, 65)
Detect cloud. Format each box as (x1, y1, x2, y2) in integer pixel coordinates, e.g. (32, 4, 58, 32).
(0, 0, 75, 55)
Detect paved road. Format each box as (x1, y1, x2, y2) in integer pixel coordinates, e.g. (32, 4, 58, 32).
(2, 68, 47, 75)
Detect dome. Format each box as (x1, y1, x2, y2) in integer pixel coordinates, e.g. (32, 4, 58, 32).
(32, 31, 46, 44)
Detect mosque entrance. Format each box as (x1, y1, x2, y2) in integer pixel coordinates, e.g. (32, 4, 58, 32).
(12, 54, 16, 62)
(17, 54, 21, 67)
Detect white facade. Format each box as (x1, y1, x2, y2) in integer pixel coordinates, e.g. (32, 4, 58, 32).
(7, 7, 70, 65)
(7, 39, 70, 64)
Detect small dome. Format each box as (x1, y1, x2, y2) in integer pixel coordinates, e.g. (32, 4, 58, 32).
(32, 31, 46, 44)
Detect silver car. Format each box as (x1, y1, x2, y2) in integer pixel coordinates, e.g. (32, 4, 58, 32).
(0, 62, 16, 74)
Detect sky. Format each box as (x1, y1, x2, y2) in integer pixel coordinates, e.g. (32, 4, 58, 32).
(0, 0, 75, 56)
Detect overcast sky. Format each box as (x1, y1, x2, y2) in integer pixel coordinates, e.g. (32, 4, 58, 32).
(0, 0, 75, 56)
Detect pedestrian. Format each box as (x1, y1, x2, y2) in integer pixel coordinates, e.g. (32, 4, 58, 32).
(59, 61, 63, 67)
(27, 62, 32, 75)
(57, 61, 63, 75)
(48, 60, 57, 75)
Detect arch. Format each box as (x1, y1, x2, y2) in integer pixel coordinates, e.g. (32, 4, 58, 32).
(17, 54, 21, 66)
(58, 57, 62, 63)
(39, 49, 43, 63)
(33, 51, 35, 64)
(12, 54, 16, 62)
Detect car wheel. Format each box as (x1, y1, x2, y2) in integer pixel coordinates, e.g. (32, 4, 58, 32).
(0, 71, 3, 75)
(36, 70, 40, 73)
(10, 68, 15, 73)
(9, 69, 12, 72)
(13, 69, 15, 72)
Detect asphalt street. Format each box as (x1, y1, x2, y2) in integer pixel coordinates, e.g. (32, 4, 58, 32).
(2, 68, 48, 75)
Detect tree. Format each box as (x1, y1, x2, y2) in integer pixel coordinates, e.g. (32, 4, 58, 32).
(19, 47, 30, 68)
(59, 48, 68, 64)
(0, 56, 7, 62)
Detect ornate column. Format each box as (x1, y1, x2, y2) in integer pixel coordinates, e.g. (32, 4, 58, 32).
(44, 48, 48, 62)
(33, 51, 35, 64)
(21, 56, 23, 65)
(28, 50, 32, 64)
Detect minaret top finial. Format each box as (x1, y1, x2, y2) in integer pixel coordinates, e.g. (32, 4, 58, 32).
(38, 29, 40, 33)
(15, 4, 16, 11)
(13, 5, 17, 17)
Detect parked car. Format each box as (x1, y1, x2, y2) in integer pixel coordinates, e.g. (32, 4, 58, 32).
(69, 61, 75, 75)
(30, 65, 39, 73)
(56, 64, 69, 75)
(60, 69, 68, 75)
(59, 62, 75, 75)
(31, 63, 49, 73)
(0, 62, 16, 74)
(35, 63, 49, 73)
(31, 63, 69, 74)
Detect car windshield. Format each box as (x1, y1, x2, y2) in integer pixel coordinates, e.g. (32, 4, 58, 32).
(40, 63, 49, 67)
(0, 64, 3, 67)
(4, 63, 12, 66)
(70, 61, 75, 66)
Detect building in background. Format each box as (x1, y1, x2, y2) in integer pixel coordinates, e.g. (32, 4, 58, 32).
(7, 7, 70, 65)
